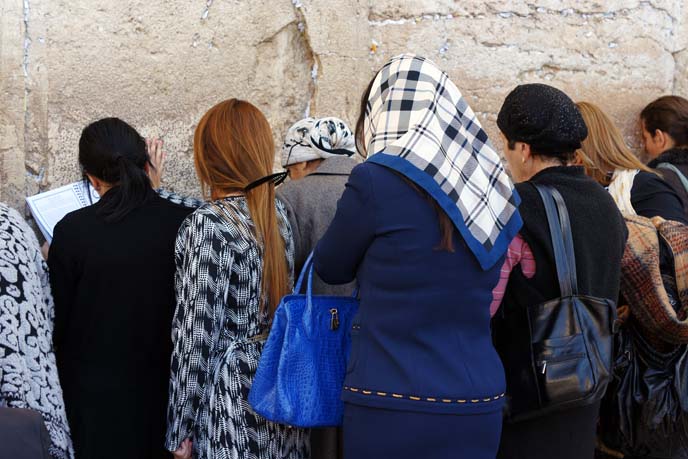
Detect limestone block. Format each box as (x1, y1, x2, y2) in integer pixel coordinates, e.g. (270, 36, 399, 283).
(0, 0, 28, 210)
(367, 3, 677, 152)
(675, 48, 688, 97)
(45, 0, 310, 198)
(2, 0, 688, 220)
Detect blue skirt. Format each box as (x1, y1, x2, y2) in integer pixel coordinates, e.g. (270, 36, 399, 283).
(343, 403, 502, 459)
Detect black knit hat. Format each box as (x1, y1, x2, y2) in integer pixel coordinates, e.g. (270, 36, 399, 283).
(497, 83, 588, 156)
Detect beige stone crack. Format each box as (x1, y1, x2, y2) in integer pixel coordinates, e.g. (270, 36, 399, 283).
(291, 0, 320, 117)
(22, 0, 41, 185)
(368, 2, 677, 23)
(201, 0, 213, 21)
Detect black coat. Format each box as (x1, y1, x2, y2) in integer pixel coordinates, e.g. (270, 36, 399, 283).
(48, 190, 191, 459)
(501, 166, 627, 312)
(495, 166, 628, 459)
(630, 170, 687, 223)
(648, 148, 688, 216)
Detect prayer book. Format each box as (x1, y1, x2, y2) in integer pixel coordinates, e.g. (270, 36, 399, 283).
(26, 181, 100, 242)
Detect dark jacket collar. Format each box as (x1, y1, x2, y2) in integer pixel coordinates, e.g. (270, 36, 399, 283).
(309, 156, 358, 176)
(526, 165, 585, 184)
(648, 148, 688, 168)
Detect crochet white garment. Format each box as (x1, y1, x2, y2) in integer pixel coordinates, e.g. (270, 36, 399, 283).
(0, 203, 74, 459)
(607, 169, 639, 215)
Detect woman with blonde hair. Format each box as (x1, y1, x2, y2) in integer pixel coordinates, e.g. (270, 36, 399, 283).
(165, 99, 309, 459)
(578, 102, 688, 459)
(576, 101, 685, 221)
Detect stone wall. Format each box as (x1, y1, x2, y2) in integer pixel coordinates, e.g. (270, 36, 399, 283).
(1, 0, 687, 212)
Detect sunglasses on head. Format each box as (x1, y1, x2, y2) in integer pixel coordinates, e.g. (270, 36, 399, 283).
(243, 171, 288, 192)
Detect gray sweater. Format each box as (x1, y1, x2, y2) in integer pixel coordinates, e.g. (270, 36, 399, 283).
(277, 156, 357, 296)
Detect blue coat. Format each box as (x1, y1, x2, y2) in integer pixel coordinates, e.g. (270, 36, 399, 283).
(314, 162, 506, 415)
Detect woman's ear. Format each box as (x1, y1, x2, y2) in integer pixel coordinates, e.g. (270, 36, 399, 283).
(571, 151, 585, 166)
(86, 174, 102, 192)
(520, 142, 532, 163)
(655, 129, 675, 151)
(285, 162, 310, 180)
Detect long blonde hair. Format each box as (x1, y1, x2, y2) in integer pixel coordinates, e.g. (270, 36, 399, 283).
(194, 99, 288, 317)
(576, 101, 656, 186)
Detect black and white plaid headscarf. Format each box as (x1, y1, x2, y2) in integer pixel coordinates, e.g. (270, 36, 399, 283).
(364, 54, 522, 270)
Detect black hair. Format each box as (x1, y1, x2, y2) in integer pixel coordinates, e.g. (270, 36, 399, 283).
(79, 117, 153, 222)
(354, 75, 377, 158)
(641, 95, 688, 147)
(502, 133, 575, 163)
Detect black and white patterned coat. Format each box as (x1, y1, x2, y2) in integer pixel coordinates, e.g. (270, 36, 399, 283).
(165, 197, 309, 459)
(0, 203, 74, 459)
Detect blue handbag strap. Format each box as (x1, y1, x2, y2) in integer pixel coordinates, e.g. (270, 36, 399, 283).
(534, 184, 578, 297)
(294, 252, 315, 294)
(294, 251, 359, 299)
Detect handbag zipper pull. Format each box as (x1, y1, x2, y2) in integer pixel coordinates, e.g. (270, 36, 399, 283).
(541, 361, 547, 374)
(330, 308, 339, 331)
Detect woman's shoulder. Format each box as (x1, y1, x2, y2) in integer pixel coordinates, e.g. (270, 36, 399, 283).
(0, 203, 29, 231)
(516, 168, 609, 199)
(631, 170, 688, 223)
(53, 203, 98, 236)
(631, 169, 684, 211)
(514, 180, 534, 195)
(0, 203, 40, 251)
(347, 161, 413, 196)
(179, 199, 256, 247)
(353, 160, 397, 179)
(182, 201, 233, 227)
(515, 170, 620, 219)
(147, 194, 194, 220)
(632, 170, 672, 192)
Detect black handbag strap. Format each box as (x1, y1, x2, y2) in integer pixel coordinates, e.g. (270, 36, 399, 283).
(534, 184, 579, 296)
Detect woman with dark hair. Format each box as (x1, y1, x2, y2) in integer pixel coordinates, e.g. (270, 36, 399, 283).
(641, 95, 688, 213)
(165, 99, 308, 459)
(492, 84, 627, 459)
(313, 54, 523, 459)
(48, 117, 192, 459)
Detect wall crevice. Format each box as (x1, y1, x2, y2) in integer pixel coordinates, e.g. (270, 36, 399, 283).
(201, 0, 214, 20)
(22, 0, 36, 186)
(290, 0, 320, 117)
(368, 2, 677, 24)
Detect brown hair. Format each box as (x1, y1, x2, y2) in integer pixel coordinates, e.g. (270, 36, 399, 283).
(576, 101, 656, 186)
(194, 99, 289, 317)
(640, 95, 688, 147)
(355, 73, 455, 251)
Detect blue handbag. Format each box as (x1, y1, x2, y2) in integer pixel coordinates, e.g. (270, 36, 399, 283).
(248, 252, 359, 428)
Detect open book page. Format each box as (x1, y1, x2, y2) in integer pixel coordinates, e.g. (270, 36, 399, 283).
(26, 181, 100, 242)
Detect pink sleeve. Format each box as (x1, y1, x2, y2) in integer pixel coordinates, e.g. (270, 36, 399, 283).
(489, 235, 536, 317)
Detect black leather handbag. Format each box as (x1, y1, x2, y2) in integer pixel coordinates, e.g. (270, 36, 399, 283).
(493, 184, 618, 421)
(599, 323, 688, 458)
